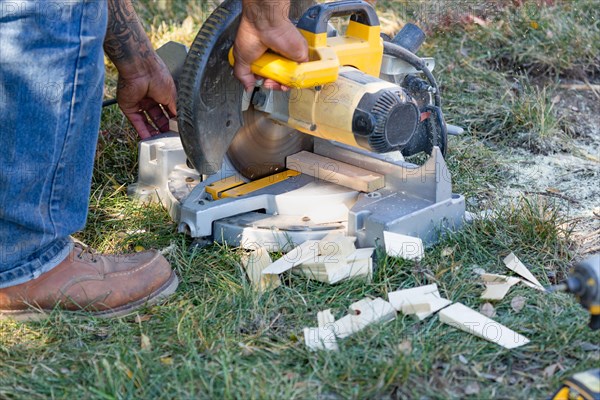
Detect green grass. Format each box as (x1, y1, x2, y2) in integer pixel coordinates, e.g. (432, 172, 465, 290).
(406, 0, 600, 152)
(2, 1, 600, 398)
(1, 199, 597, 398)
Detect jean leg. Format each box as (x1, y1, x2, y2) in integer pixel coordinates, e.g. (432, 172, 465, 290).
(0, 1, 108, 288)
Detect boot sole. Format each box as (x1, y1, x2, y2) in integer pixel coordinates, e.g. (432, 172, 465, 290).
(0, 272, 179, 322)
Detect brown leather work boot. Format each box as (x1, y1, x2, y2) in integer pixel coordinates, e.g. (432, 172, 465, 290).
(0, 243, 178, 321)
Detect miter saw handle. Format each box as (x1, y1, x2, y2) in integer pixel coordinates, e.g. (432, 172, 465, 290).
(296, 0, 379, 34)
(228, 0, 383, 88)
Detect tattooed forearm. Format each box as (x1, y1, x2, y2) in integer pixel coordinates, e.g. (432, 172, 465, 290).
(104, 0, 154, 69)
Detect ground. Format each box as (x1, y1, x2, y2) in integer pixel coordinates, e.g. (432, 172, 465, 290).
(1, 1, 599, 399)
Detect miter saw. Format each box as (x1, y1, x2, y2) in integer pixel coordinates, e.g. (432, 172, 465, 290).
(129, 0, 466, 251)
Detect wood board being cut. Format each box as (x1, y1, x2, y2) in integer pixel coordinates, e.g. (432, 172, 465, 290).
(287, 151, 385, 193)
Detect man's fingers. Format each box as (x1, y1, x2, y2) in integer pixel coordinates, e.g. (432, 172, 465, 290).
(163, 81, 178, 118)
(233, 45, 258, 91)
(165, 101, 176, 118)
(266, 24, 309, 63)
(262, 79, 284, 91)
(125, 111, 156, 139)
(232, 18, 307, 90)
(235, 66, 256, 92)
(146, 104, 169, 132)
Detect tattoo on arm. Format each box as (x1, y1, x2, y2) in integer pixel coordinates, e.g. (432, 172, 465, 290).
(104, 0, 153, 65)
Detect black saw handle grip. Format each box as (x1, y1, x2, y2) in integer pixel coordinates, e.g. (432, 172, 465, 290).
(296, 0, 380, 34)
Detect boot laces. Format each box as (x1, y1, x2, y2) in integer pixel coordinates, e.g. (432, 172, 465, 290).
(73, 241, 99, 263)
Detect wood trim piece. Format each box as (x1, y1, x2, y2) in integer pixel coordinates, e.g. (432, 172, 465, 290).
(480, 273, 521, 300)
(295, 248, 373, 284)
(304, 327, 339, 351)
(317, 309, 335, 328)
(438, 302, 530, 349)
(503, 253, 545, 290)
(318, 233, 357, 258)
(388, 284, 452, 320)
(383, 231, 424, 261)
(241, 247, 281, 291)
(334, 298, 396, 339)
(262, 240, 320, 275)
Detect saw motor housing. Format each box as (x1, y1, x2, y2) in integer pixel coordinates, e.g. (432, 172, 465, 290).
(224, 0, 445, 179)
(253, 68, 421, 155)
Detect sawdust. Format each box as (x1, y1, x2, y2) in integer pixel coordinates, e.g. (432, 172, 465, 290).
(501, 87, 600, 255)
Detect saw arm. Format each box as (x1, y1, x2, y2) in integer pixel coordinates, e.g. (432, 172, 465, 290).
(178, 0, 449, 180)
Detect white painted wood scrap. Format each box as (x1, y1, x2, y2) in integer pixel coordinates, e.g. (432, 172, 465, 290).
(480, 273, 521, 300)
(400, 301, 432, 314)
(349, 298, 375, 313)
(304, 309, 339, 351)
(388, 283, 452, 320)
(503, 253, 545, 290)
(348, 247, 375, 262)
(383, 231, 424, 261)
(303, 326, 339, 351)
(326, 248, 374, 284)
(262, 240, 320, 275)
(295, 248, 374, 284)
(334, 298, 396, 339)
(304, 298, 396, 351)
(317, 233, 356, 258)
(438, 302, 530, 349)
(295, 256, 345, 283)
(297, 255, 344, 275)
(240, 247, 281, 291)
(344, 248, 374, 278)
(326, 259, 373, 285)
(317, 309, 335, 328)
(353, 297, 396, 325)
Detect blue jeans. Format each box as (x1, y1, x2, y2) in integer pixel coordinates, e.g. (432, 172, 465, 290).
(0, 1, 107, 288)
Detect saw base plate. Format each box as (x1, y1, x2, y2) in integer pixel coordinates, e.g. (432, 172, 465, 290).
(129, 134, 465, 251)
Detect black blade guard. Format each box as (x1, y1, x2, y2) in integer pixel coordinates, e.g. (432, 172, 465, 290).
(177, 0, 243, 175)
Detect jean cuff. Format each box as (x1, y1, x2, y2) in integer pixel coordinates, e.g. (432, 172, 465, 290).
(0, 237, 73, 289)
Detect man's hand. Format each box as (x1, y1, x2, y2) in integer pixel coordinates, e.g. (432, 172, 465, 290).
(115, 57, 176, 139)
(233, 0, 309, 91)
(104, 0, 176, 139)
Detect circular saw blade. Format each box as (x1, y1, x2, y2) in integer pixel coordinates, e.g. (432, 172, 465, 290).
(227, 107, 313, 180)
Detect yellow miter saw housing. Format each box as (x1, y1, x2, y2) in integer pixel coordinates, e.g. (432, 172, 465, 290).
(129, 0, 466, 250)
(227, 1, 420, 156)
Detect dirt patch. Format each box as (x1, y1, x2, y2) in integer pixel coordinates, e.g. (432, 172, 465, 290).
(501, 86, 600, 254)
